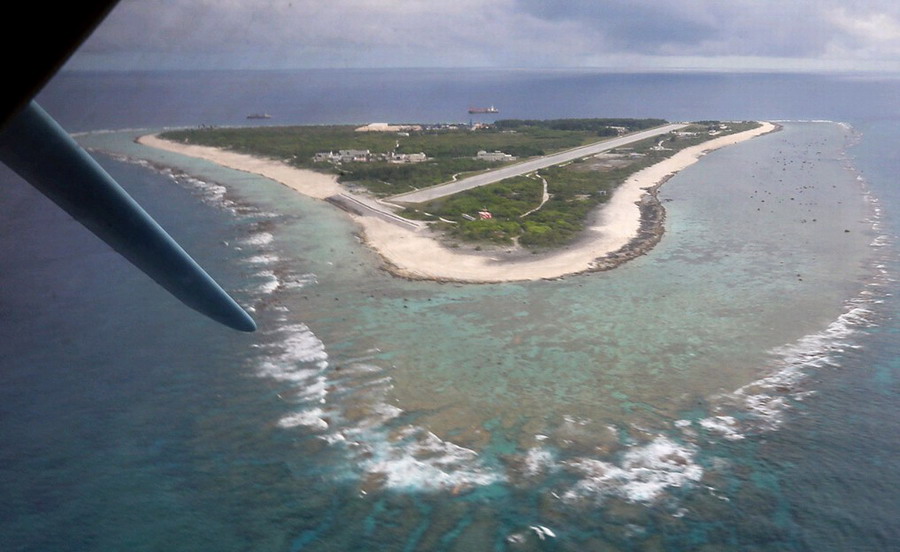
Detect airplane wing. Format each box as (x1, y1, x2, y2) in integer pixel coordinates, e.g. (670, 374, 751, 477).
(0, 1, 256, 332)
(0, 102, 257, 332)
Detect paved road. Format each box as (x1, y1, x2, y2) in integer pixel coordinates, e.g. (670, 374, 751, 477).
(327, 193, 426, 231)
(388, 123, 687, 204)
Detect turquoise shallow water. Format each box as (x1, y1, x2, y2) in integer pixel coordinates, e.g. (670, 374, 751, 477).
(74, 120, 881, 521)
(4, 70, 898, 551)
(99, 122, 873, 423)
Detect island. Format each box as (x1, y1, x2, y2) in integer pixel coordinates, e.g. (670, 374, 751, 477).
(139, 118, 776, 282)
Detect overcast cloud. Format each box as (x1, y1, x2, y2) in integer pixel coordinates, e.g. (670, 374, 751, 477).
(69, 0, 900, 71)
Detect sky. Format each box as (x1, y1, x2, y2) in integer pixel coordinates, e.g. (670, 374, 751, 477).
(68, 0, 900, 72)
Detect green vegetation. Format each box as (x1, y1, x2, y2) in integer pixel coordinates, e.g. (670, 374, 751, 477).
(161, 119, 761, 250)
(495, 118, 668, 136)
(160, 119, 668, 197)
(405, 121, 761, 249)
(162, 124, 396, 163)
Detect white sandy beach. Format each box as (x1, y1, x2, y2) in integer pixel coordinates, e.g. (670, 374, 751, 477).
(138, 135, 343, 199)
(138, 123, 775, 283)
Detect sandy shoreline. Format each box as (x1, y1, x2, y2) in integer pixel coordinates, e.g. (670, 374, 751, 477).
(138, 123, 776, 283)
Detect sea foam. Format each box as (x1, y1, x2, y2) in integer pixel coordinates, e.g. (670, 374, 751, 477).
(562, 436, 703, 504)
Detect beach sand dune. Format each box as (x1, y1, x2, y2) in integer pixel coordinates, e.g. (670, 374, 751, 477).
(138, 123, 775, 283)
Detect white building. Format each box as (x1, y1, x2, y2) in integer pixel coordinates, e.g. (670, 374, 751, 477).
(476, 150, 516, 162)
(339, 149, 371, 162)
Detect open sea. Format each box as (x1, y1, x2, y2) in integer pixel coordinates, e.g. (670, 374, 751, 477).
(2, 69, 899, 551)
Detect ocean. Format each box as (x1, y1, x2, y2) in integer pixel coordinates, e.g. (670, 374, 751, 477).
(1, 69, 898, 551)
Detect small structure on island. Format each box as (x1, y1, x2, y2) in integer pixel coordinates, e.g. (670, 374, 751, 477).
(313, 151, 338, 163)
(312, 149, 371, 163)
(339, 149, 371, 163)
(389, 152, 428, 164)
(476, 150, 516, 162)
(314, 149, 428, 165)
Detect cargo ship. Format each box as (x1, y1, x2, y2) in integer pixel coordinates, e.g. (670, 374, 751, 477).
(468, 106, 499, 114)
(246, 113, 272, 120)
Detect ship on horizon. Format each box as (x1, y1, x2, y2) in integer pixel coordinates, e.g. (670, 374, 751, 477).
(468, 105, 499, 114)
(246, 113, 272, 120)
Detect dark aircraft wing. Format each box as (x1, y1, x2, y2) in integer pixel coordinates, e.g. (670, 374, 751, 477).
(0, 1, 256, 332)
(1, 0, 118, 130)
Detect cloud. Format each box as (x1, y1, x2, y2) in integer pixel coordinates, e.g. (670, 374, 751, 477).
(70, 0, 900, 71)
(514, 0, 845, 58)
(514, 0, 719, 52)
(76, 0, 599, 68)
(826, 7, 900, 58)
